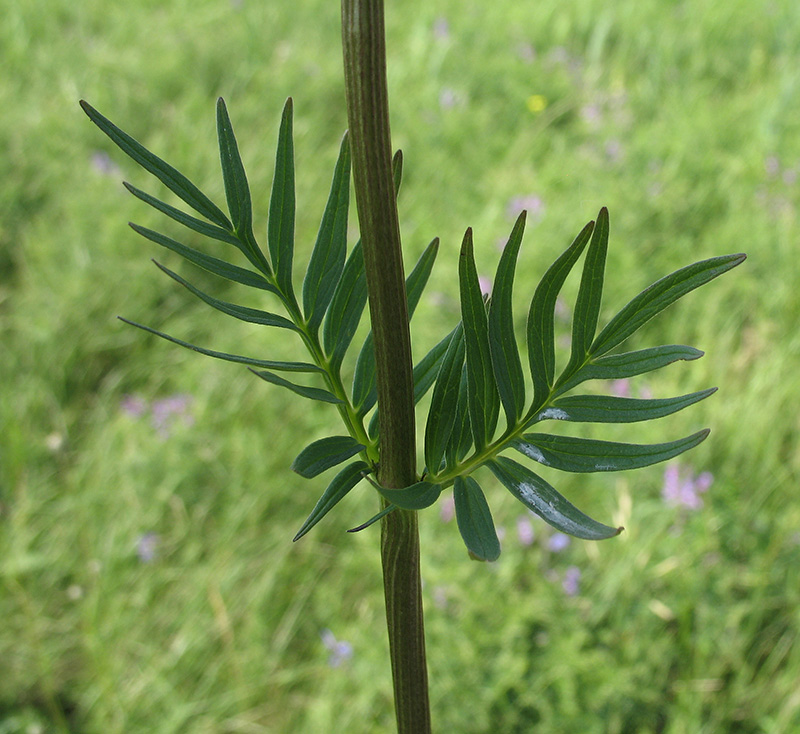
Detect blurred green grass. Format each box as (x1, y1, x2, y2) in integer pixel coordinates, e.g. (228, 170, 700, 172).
(2, 0, 799, 731)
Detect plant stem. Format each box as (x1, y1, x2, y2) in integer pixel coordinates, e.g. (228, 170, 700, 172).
(341, 1, 432, 731)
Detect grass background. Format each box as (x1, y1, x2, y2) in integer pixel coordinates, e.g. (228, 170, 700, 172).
(2, 0, 799, 731)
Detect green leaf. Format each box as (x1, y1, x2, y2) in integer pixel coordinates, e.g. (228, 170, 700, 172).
(119, 318, 322, 373)
(291, 436, 367, 478)
(554, 345, 704, 395)
(268, 98, 296, 299)
(527, 219, 594, 407)
(293, 461, 370, 541)
(591, 253, 746, 357)
(124, 183, 241, 248)
(376, 481, 442, 511)
(249, 369, 343, 403)
(424, 324, 466, 474)
(488, 212, 526, 426)
(545, 389, 717, 423)
(79, 100, 231, 230)
(129, 224, 280, 296)
(153, 261, 298, 331)
(488, 457, 622, 540)
(303, 133, 351, 331)
(413, 326, 459, 405)
(459, 228, 499, 450)
(216, 98, 260, 261)
(445, 365, 473, 470)
(323, 241, 368, 368)
(353, 237, 440, 415)
(511, 429, 710, 473)
(348, 504, 396, 533)
(454, 476, 501, 562)
(563, 207, 609, 379)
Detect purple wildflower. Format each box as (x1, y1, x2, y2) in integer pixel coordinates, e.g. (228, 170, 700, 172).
(120, 394, 147, 418)
(516, 516, 535, 547)
(440, 493, 455, 523)
(91, 151, 121, 177)
(562, 566, 581, 596)
(609, 379, 632, 398)
(136, 532, 159, 563)
(547, 532, 571, 552)
(433, 17, 450, 41)
(506, 194, 544, 221)
(478, 275, 492, 297)
(150, 394, 194, 438)
(321, 629, 353, 668)
(662, 463, 713, 510)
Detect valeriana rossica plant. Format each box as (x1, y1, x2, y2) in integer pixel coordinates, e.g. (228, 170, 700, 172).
(81, 95, 743, 557)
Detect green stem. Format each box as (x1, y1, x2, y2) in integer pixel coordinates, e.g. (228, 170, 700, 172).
(341, 1, 432, 732)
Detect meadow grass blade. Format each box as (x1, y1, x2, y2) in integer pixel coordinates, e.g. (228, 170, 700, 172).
(488, 457, 622, 540)
(547, 389, 717, 423)
(453, 476, 501, 562)
(79, 100, 232, 229)
(459, 228, 499, 450)
(291, 436, 367, 478)
(512, 429, 710, 473)
(124, 182, 241, 247)
(152, 260, 298, 330)
(562, 207, 609, 380)
(129, 224, 280, 295)
(249, 368, 343, 403)
(293, 461, 371, 541)
(424, 324, 466, 474)
(268, 98, 296, 299)
(488, 212, 526, 426)
(303, 133, 351, 331)
(553, 345, 704, 395)
(216, 98, 258, 254)
(323, 241, 368, 368)
(118, 318, 322, 373)
(527, 219, 594, 408)
(591, 253, 747, 357)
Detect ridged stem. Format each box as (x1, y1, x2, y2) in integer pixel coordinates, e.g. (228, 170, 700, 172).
(341, 1, 432, 731)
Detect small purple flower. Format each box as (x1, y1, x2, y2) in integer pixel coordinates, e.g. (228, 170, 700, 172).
(91, 151, 121, 177)
(562, 566, 581, 596)
(151, 394, 194, 438)
(506, 194, 544, 221)
(433, 17, 450, 41)
(478, 275, 492, 297)
(120, 394, 147, 418)
(609, 379, 632, 398)
(547, 532, 571, 552)
(321, 629, 353, 668)
(136, 532, 159, 563)
(440, 493, 455, 523)
(516, 516, 535, 547)
(662, 463, 713, 510)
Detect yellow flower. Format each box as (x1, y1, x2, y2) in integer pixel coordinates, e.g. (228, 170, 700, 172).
(526, 94, 548, 114)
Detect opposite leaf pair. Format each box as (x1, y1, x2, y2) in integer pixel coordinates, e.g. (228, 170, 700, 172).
(82, 97, 745, 562)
